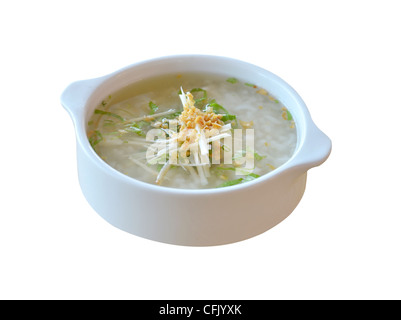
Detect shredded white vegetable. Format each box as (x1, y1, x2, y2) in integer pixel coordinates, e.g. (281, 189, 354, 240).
(146, 90, 233, 185)
(127, 109, 177, 122)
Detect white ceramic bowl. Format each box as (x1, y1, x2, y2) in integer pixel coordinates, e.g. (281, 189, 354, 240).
(61, 55, 331, 246)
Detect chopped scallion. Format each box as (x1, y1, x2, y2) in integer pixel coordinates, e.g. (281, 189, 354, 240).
(221, 114, 237, 122)
(126, 122, 147, 136)
(244, 173, 260, 180)
(165, 111, 182, 119)
(221, 144, 231, 152)
(190, 88, 208, 106)
(136, 120, 149, 128)
(103, 121, 115, 127)
(215, 166, 236, 172)
(216, 173, 260, 188)
(149, 101, 159, 115)
(94, 109, 124, 121)
(207, 100, 237, 125)
(208, 101, 228, 114)
(89, 130, 103, 148)
(254, 152, 266, 161)
(217, 178, 244, 188)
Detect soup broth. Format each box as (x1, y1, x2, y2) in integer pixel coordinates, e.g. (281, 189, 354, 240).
(87, 73, 297, 189)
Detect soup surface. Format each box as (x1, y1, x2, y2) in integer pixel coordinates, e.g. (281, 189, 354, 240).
(87, 73, 297, 189)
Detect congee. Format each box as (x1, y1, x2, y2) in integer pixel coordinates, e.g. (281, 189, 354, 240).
(87, 73, 297, 189)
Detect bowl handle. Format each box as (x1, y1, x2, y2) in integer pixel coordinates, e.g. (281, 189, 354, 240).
(292, 123, 332, 174)
(60, 76, 106, 121)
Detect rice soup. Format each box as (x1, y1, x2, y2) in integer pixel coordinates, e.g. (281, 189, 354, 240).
(87, 73, 297, 189)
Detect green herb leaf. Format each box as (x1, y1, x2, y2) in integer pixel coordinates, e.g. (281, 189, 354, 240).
(217, 178, 244, 188)
(216, 172, 260, 188)
(286, 110, 293, 121)
(126, 122, 146, 136)
(244, 173, 260, 180)
(190, 88, 207, 95)
(100, 95, 112, 107)
(254, 152, 266, 161)
(190, 88, 208, 107)
(208, 101, 228, 114)
(103, 120, 115, 127)
(215, 166, 236, 172)
(207, 101, 237, 125)
(149, 101, 159, 115)
(136, 120, 149, 128)
(94, 109, 124, 121)
(221, 114, 237, 122)
(226, 77, 238, 84)
(221, 144, 231, 152)
(245, 83, 257, 88)
(89, 130, 103, 148)
(165, 111, 182, 119)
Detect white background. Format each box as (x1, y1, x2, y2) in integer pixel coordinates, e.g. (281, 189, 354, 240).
(1, 0, 400, 300)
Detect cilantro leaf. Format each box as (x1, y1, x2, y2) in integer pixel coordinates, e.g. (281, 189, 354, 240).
(190, 88, 208, 106)
(89, 130, 103, 147)
(217, 172, 260, 188)
(94, 109, 124, 121)
(149, 101, 159, 115)
(254, 152, 266, 161)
